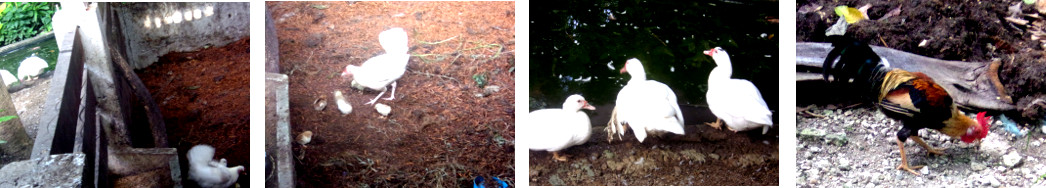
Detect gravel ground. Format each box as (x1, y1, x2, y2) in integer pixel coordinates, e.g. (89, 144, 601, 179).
(797, 105, 1046, 187)
(11, 77, 49, 139)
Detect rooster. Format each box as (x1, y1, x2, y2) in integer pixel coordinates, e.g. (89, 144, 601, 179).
(822, 35, 992, 175)
(188, 145, 244, 188)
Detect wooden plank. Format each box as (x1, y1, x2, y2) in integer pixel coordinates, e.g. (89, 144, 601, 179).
(107, 47, 168, 148)
(33, 27, 85, 159)
(82, 75, 109, 188)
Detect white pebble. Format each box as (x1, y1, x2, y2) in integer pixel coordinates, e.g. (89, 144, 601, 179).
(1003, 151, 1022, 167)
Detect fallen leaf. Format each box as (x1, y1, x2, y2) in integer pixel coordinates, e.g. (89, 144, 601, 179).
(1006, 17, 1030, 25)
(835, 6, 866, 24)
(798, 3, 822, 14)
(878, 6, 903, 21)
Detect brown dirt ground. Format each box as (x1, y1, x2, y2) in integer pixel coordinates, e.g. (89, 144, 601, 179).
(797, 0, 1046, 122)
(268, 1, 515, 187)
(137, 38, 251, 187)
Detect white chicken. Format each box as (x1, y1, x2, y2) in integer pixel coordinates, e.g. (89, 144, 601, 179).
(611, 58, 686, 143)
(188, 145, 244, 188)
(341, 27, 410, 105)
(17, 54, 48, 81)
(526, 94, 596, 161)
(703, 47, 773, 134)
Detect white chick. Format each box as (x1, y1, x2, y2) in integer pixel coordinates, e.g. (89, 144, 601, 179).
(374, 103, 391, 117)
(296, 131, 313, 145)
(333, 90, 353, 115)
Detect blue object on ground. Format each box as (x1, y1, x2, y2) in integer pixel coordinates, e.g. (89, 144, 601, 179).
(473, 176, 485, 188)
(1000, 114, 1024, 136)
(492, 177, 509, 188)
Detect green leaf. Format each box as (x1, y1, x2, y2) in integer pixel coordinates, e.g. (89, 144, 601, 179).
(0, 115, 18, 123)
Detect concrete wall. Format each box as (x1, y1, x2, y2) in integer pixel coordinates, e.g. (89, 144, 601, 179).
(114, 2, 249, 69)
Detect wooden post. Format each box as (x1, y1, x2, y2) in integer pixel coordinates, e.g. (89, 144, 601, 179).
(33, 27, 85, 159)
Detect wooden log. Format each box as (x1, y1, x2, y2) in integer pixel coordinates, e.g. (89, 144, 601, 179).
(796, 42, 1016, 111)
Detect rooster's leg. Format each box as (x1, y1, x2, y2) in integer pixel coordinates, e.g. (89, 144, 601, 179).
(705, 118, 723, 130)
(366, 88, 389, 105)
(382, 81, 397, 100)
(910, 136, 945, 156)
(896, 139, 924, 175)
(552, 151, 568, 162)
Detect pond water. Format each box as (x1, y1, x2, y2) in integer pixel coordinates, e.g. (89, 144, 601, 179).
(0, 37, 58, 77)
(530, 0, 779, 110)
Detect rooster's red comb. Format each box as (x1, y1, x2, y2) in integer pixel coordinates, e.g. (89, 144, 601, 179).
(976, 112, 991, 128)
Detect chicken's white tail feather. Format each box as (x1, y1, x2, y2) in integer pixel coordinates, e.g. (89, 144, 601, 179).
(379, 28, 409, 54)
(187, 145, 216, 167)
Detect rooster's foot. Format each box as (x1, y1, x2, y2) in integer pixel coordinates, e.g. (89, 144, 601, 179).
(897, 164, 923, 175)
(910, 136, 946, 156)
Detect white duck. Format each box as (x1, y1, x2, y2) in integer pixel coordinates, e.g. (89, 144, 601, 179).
(0, 70, 16, 86)
(526, 94, 596, 161)
(703, 47, 773, 134)
(188, 145, 244, 188)
(341, 28, 410, 105)
(17, 54, 48, 81)
(612, 58, 686, 143)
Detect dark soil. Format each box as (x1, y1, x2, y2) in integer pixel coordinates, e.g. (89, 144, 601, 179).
(137, 38, 251, 187)
(797, 0, 1046, 121)
(528, 105, 779, 186)
(267, 1, 515, 187)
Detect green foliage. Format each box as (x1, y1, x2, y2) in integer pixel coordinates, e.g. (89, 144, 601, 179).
(0, 109, 15, 144)
(0, 2, 59, 46)
(0, 115, 15, 123)
(472, 73, 488, 88)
